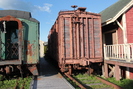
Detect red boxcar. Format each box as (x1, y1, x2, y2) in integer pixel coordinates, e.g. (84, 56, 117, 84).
(48, 7, 103, 74)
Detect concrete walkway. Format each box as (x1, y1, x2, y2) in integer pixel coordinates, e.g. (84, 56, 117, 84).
(31, 58, 74, 89)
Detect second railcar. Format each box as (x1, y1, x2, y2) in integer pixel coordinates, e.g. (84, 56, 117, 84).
(0, 10, 39, 76)
(48, 7, 103, 74)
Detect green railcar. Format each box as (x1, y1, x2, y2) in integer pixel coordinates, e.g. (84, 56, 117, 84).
(0, 10, 39, 76)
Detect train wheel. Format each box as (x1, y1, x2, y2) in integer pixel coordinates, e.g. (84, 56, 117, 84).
(60, 64, 65, 73)
(68, 65, 72, 75)
(17, 65, 23, 78)
(5, 66, 10, 74)
(87, 66, 94, 75)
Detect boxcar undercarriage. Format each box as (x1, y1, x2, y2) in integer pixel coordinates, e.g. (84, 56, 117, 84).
(59, 59, 103, 75)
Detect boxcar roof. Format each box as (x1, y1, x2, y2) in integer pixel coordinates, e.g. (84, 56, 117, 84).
(100, 0, 132, 25)
(0, 10, 39, 23)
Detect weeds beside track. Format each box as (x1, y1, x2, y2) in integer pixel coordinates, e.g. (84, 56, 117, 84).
(0, 75, 32, 89)
(64, 73, 122, 89)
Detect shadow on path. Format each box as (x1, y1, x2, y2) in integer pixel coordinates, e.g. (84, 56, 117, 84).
(32, 57, 59, 89)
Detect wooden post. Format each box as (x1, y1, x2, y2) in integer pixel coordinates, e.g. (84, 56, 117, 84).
(126, 67, 130, 79)
(104, 44, 107, 59)
(109, 66, 115, 77)
(102, 64, 105, 76)
(115, 65, 120, 80)
(104, 62, 109, 78)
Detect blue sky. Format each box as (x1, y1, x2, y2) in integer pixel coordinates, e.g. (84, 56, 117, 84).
(0, 0, 118, 42)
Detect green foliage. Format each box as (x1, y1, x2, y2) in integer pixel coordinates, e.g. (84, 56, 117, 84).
(73, 74, 112, 89)
(74, 73, 97, 81)
(0, 79, 17, 89)
(18, 78, 24, 89)
(44, 45, 48, 54)
(0, 74, 5, 80)
(105, 77, 133, 89)
(23, 77, 32, 89)
(90, 84, 110, 89)
(0, 76, 32, 89)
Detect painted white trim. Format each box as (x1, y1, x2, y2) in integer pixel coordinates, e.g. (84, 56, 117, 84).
(126, 67, 130, 79)
(115, 13, 127, 44)
(123, 13, 127, 44)
(116, 20, 124, 30)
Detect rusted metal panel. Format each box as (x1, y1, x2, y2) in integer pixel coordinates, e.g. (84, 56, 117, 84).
(89, 18, 94, 58)
(0, 10, 39, 76)
(85, 18, 89, 58)
(94, 19, 102, 57)
(18, 28, 23, 63)
(64, 18, 70, 58)
(28, 65, 38, 75)
(69, 21, 72, 58)
(22, 19, 39, 64)
(76, 18, 79, 58)
(80, 18, 84, 58)
(48, 7, 103, 67)
(0, 14, 39, 65)
(0, 15, 23, 63)
(0, 15, 22, 29)
(0, 60, 21, 65)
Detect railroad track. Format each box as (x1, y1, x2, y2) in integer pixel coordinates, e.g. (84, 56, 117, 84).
(64, 73, 123, 89)
(45, 57, 123, 89)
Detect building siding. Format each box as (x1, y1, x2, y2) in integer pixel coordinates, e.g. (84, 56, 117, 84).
(126, 6, 133, 43)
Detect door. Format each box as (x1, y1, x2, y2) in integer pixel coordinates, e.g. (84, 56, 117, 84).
(104, 31, 117, 45)
(0, 16, 23, 61)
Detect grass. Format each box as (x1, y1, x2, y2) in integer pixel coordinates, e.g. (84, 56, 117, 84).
(0, 79, 17, 89)
(73, 73, 113, 89)
(103, 77, 133, 89)
(0, 75, 4, 81)
(0, 76, 32, 89)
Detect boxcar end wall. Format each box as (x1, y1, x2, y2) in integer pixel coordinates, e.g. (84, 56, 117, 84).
(48, 7, 103, 74)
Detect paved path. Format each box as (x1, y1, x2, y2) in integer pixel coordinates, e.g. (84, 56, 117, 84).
(31, 58, 74, 89)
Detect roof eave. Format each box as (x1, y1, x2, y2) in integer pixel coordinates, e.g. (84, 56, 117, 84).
(102, 0, 133, 26)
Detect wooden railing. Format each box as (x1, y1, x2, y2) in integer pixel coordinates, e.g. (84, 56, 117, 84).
(104, 43, 133, 62)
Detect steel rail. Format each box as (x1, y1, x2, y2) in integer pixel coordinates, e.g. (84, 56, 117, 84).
(96, 76, 123, 89)
(65, 72, 124, 89)
(64, 73, 86, 89)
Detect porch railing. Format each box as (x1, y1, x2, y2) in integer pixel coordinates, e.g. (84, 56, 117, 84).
(104, 43, 133, 62)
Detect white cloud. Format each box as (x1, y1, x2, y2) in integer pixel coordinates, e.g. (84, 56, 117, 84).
(0, 0, 52, 13)
(36, 3, 52, 12)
